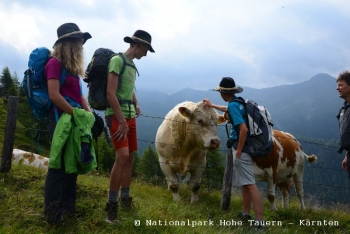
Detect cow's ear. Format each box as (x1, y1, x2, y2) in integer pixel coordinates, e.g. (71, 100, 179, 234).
(179, 107, 192, 118)
(218, 115, 227, 124)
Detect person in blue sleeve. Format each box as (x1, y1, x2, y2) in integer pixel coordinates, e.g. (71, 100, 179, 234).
(203, 77, 265, 229)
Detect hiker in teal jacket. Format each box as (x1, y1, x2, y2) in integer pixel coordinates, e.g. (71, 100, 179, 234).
(203, 77, 265, 229)
(44, 23, 93, 225)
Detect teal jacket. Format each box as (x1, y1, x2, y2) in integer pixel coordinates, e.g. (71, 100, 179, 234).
(49, 108, 97, 174)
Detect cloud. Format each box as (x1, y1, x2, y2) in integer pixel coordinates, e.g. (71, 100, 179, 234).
(1, 0, 350, 94)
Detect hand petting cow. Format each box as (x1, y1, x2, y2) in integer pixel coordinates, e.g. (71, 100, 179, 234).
(155, 101, 225, 203)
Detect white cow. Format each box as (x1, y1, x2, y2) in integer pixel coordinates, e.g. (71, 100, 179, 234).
(155, 101, 225, 203)
(236, 130, 317, 210)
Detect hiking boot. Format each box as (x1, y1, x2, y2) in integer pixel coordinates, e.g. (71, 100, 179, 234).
(237, 211, 252, 221)
(105, 201, 119, 224)
(120, 196, 133, 210)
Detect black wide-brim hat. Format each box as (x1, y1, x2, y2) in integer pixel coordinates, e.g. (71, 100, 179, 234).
(54, 23, 92, 46)
(124, 30, 155, 53)
(213, 77, 243, 94)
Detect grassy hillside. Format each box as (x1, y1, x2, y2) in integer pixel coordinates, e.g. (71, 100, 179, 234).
(1, 97, 350, 233)
(0, 165, 349, 234)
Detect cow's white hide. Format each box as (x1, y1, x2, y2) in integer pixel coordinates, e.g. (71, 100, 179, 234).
(12, 149, 49, 171)
(155, 101, 225, 203)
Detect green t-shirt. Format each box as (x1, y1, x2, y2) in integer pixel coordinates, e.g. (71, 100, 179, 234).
(105, 53, 137, 118)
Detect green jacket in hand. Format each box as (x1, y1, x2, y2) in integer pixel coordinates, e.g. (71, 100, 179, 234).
(49, 108, 97, 174)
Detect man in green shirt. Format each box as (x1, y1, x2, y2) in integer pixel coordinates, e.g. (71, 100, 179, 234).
(104, 30, 155, 224)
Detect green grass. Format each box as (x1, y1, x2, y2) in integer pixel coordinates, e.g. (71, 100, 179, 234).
(0, 165, 349, 234)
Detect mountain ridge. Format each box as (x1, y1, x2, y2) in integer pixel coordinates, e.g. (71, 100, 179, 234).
(136, 72, 343, 154)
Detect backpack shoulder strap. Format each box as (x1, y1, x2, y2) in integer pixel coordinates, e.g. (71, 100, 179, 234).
(118, 52, 126, 78)
(54, 66, 68, 122)
(229, 96, 250, 130)
(47, 57, 67, 86)
(116, 53, 139, 92)
(117, 52, 139, 77)
(225, 97, 246, 138)
(232, 96, 246, 104)
(228, 97, 246, 118)
(60, 66, 67, 86)
(226, 97, 241, 124)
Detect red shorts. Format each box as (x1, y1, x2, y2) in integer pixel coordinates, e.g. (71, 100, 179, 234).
(106, 116, 137, 152)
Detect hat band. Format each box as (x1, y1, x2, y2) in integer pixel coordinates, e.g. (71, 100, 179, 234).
(57, 31, 83, 41)
(215, 86, 238, 91)
(131, 36, 151, 45)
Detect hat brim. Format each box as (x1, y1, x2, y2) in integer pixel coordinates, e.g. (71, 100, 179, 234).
(212, 86, 243, 94)
(124, 36, 155, 53)
(54, 32, 92, 46)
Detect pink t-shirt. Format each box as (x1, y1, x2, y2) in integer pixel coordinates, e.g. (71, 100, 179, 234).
(45, 57, 82, 106)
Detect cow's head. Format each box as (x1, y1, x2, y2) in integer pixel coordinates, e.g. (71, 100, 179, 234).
(178, 102, 225, 149)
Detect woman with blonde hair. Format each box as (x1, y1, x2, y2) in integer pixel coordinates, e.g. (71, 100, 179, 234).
(44, 22, 92, 225)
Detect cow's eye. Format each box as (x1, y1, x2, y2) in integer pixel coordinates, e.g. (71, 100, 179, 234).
(198, 120, 203, 125)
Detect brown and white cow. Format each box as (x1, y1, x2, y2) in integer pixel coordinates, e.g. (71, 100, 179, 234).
(12, 149, 49, 171)
(155, 101, 225, 203)
(238, 130, 317, 210)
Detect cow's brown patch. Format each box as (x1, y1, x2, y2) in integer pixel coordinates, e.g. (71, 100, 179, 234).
(253, 130, 299, 184)
(19, 158, 25, 165)
(23, 152, 35, 163)
(253, 141, 279, 183)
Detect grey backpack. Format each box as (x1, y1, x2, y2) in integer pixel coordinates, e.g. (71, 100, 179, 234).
(228, 97, 274, 157)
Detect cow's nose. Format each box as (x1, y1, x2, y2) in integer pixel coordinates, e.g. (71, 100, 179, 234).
(210, 139, 220, 149)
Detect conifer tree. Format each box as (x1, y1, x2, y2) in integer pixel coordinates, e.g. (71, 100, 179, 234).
(0, 67, 17, 97)
(12, 72, 25, 97)
(137, 144, 162, 180)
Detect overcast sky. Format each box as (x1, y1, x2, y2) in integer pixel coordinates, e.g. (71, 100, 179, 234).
(1, 0, 349, 95)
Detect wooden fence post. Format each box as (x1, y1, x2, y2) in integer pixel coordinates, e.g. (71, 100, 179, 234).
(1, 96, 19, 173)
(220, 148, 233, 210)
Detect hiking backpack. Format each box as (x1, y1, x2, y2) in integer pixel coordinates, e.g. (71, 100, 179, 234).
(83, 48, 139, 110)
(227, 97, 274, 157)
(22, 47, 66, 121)
(337, 102, 350, 153)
